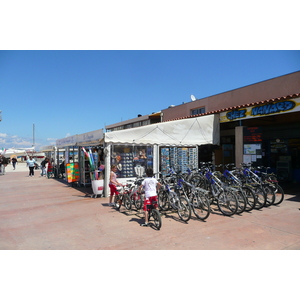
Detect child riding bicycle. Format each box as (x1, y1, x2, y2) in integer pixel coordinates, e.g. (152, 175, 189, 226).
(138, 168, 161, 227)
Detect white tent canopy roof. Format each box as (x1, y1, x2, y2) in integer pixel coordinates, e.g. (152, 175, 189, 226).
(56, 129, 104, 147)
(104, 114, 220, 146)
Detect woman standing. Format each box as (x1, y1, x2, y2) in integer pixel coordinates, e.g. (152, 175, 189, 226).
(26, 156, 36, 177)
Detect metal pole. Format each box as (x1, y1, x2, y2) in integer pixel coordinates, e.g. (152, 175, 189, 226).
(33, 123, 35, 149)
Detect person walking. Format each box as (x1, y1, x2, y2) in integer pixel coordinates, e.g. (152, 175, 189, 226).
(26, 156, 36, 177)
(11, 157, 18, 170)
(0, 155, 8, 175)
(138, 168, 161, 227)
(0, 154, 3, 175)
(40, 157, 48, 177)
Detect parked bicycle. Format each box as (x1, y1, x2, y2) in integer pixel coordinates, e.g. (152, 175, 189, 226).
(114, 184, 131, 211)
(127, 177, 144, 210)
(184, 181, 211, 220)
(256, 166, 285, 205)
(240, 163, 275, 207)
(202, 163, 239, 216)
(220, 163, 257, 212)
(166, 168, 211, 220)
(158, 172, 192, 222)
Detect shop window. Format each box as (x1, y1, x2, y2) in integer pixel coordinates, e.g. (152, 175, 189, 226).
(124, 124, 133, 129)
(133, 122, 141, 127)
(142, 120, 150, 126)
(191, 107, 205, 116)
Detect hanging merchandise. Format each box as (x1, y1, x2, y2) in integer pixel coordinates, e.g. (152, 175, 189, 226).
(160, 147, 198, 175)
(82, 146, 99, 181)
(110, 145, 154, 178)
(66, 162, 80, 183)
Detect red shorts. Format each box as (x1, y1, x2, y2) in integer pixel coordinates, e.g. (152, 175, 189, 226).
(109, 184, 119, 196)
(143, 196, 158, 211)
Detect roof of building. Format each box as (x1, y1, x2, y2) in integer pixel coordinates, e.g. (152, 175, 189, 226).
(165, 93, 300, 122)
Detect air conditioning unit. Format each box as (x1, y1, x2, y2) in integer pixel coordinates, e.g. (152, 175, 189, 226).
(276, 161, 292, 182)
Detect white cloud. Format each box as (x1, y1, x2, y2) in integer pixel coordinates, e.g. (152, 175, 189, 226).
(0, 133, 32, 148)
(0, 133, 57, 151)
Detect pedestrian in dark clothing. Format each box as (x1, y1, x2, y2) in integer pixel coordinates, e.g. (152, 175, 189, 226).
(11, 157, 17, 170)
(40, 158, 49, 177)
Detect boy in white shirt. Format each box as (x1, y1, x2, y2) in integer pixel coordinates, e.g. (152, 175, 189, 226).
(138, 168, 161, 227)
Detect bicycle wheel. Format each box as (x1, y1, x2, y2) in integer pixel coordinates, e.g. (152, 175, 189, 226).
(190, 174, 207, 190)
(242, 186, 256, 212)
(177, 196, 191, 222)
(263, 184, 275, 207)
(150, 209, 162, 230)
(253, 186, 266, 209)
(191, 192, 210, 220)
(273, 184, 284, 205)
(217, 190, 238, 216)
(158, 190, 170, 211)
(115, 195, 122, 211)
(235, 190, 247, 214)
(135, 194, 143, 210)
(123, 194, 131, 210)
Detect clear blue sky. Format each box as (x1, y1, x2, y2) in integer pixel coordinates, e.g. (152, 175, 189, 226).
(0, 50, 299, 150)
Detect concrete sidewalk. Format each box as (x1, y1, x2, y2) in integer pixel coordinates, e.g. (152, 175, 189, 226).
(3, 162, 30, 174)
(0, 168, 300, 250)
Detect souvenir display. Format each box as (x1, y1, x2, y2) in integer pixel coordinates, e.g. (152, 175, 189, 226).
(160, 147, 198, 175)
(111, 145, 153, 178)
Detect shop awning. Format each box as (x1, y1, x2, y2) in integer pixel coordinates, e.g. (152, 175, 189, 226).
(76, 129, 104, 146)
(56, 129, 104, 147)
(104, 114, 220, 146)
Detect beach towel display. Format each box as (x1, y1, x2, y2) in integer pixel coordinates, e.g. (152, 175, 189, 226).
(66, 162, 80, 183)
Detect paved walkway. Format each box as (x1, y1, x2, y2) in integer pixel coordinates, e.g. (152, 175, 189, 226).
(1, 163, 300, 250)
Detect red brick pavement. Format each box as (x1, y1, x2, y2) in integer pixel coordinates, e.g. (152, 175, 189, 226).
(1, 164, 300, 250)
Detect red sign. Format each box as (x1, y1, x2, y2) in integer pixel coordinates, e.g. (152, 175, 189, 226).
(243, 127, 262, 142)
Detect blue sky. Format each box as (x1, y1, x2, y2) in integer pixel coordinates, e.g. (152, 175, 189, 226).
(1, 2, 299, 151)
(0, 50, 299, 150)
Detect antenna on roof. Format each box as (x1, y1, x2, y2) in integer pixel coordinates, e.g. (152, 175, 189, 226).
(190, 95, 197, 101)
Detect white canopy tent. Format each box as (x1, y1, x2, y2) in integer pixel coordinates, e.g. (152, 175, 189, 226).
(104, 114, 220, 146)
(103, 115, 220, 196)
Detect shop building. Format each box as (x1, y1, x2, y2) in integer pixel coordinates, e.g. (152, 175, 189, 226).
(159, 71, 300, 183)
(52, 71, 300, 195)
(55, 129, 104, 187)
(161, 71, 300, 122)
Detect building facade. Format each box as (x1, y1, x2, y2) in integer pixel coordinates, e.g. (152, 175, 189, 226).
(161, 71, 300, 122)
(105, 71, 300, 183)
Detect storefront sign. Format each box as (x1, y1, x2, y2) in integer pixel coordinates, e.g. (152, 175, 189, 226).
(220, 97, 300, 123)
(56, 129, 104, 147)
(77, 129, 103, 145)
(56, 135, 78, 147)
